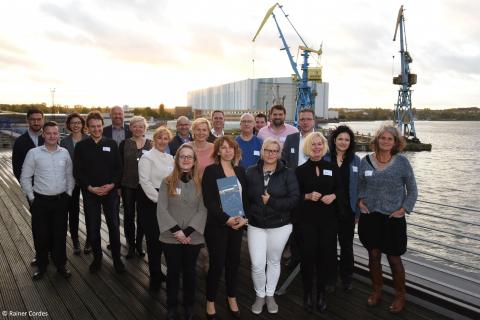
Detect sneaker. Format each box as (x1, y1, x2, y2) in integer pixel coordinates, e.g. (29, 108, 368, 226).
(266, 296, 278, 314)
(251, 296, 265, 314)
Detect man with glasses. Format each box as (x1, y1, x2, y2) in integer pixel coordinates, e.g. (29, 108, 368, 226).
(169, 116, 192, 156)
(257, 105, 298, 147)
(12, 108, 45, 267)
(282, 108, 316, 169)
(235, 113, 263, 168)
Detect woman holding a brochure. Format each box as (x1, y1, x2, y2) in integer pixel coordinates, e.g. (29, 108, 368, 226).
(202, 136, 248, 320)
(245, 137, 300, 315)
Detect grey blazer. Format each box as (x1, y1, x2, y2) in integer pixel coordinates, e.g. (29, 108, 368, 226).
(60, 134, 88, 160)
(281, 132, 300, 169)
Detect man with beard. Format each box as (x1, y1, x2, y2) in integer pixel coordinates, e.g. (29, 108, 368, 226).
(257, 105, 298, 147)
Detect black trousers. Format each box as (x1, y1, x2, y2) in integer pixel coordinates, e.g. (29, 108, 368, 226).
(137, 187, 163, 283)
(337, 213, 355, 281)
(67, 185, 81, 241)
(205, 224, 243, 301)
(297, 216, 337, 294)
(31, 192, 69, 271)
(83, 190, 121, 260)
(121, 187, 144, 248)
(163, 243, 202, 309)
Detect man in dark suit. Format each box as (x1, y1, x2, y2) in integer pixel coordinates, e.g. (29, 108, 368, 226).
(281, 108, 316, 169)
(12, 108, 45, 266)
(103, 105, 132, 145)
(280, 108, 315, 269)
(207, 110, 224, 143)
(169, 116, 192, 156)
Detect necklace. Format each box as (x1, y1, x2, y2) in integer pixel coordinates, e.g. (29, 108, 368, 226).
(375, 154, 392, 164)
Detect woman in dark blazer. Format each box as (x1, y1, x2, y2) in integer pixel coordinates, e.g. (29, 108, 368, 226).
(295, 132, 338, 313)
(60, 113, 87, 255)
(202, 136, 248, 320)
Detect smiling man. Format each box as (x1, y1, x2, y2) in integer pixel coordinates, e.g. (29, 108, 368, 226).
(257, 105, 298, 147)
(103, 105, 132, 145)
(20, 121, 74, 280)
(73, 111, 125, 274)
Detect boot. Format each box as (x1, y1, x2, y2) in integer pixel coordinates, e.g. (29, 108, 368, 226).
(302, 291, 313, 313)
(367, 259, 383, 306)
(316, 288, 327, 313)
(389, 262, 406, 313)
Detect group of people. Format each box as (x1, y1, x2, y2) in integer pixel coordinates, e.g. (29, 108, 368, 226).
(13, 104, 417, 320)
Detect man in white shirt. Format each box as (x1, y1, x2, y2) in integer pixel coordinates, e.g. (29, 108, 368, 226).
(21, 121, 74, 280)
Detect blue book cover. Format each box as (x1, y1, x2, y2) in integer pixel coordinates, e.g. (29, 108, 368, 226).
(216, 176, 245, 217)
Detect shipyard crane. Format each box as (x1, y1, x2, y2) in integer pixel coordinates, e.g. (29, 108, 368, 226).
(393, 5, 418, 141)
(252, 3, 322, 126)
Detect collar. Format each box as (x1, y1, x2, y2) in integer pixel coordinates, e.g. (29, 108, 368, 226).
(28, 128, 42, 136)
(40, 144, 60, 153)
(211, 128, 224, 137)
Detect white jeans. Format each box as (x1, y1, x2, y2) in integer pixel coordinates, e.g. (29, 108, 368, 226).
(247, 224, 292, 297)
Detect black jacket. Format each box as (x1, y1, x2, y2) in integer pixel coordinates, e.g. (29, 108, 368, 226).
(12, 132, 44, 182)
(245, 160, 299, 228)
(202, 163, 248, 227)
(168, 133, 192, 156)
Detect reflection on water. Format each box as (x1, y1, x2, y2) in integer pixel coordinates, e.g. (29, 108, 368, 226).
(329, 121, 480, 274)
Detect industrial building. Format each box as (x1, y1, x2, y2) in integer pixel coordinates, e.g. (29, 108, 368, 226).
(187, 77, 330, 121)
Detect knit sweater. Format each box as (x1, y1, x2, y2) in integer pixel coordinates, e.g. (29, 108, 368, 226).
(358, 154, 417, 215)
(156, 179, 207, 245)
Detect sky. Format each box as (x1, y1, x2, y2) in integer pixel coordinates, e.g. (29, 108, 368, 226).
(0, 0, 479, 109)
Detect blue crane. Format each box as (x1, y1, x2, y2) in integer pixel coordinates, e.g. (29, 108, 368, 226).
(393, 5, 418, 141)
(252, 3, 322, 126)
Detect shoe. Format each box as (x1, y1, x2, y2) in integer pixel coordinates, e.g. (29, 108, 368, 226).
(342, 277, 353, 292)
(57, 267, 72, 279)
(184, 306, 194, 320)
(89, 259, 102, 273)
(226, 297, 240, 318)
(114, 259, 126, 274)
(389, 262, 406, 314)
(166, 308, 178, 320)
(367, 260, 383, 306)
(125, 247, 136, 259)
(160, 271, 167, 282)
(107, 244, 111, 250)
(265, 296, 278, 314)
(316, 290, 327, 313)
(251, 296, 265, 315)
(205, 312, 218, 320)
(30, 258, 37, 266)
(84, 243, 91, 255)
(32, 270, 45, 280)
(303, 291, 313, 313)
(136, 246, 146, 258)
(73, 238, 81, 255)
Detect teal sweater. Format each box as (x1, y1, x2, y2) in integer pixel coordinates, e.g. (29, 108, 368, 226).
(358, 154, 417, 215)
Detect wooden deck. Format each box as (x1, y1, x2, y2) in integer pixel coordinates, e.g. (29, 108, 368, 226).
(0, 149, 463, 320)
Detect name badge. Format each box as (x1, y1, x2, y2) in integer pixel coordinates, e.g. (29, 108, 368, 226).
(253, 150, 260, 156)
(352, 166, 358, 173)
(176, 188, 182, 195)
(323, 169, 332, 176)
(102, 146, 111, 152)
(365, 170, 373, 177)
(142, 149, 148, 154)
(279, 136, 286, 142)
(290, 147, 295, 154)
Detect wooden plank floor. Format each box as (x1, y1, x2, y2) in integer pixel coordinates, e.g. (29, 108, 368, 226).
(0, 149, 458, 320)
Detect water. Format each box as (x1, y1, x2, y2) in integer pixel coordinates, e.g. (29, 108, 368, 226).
(321, 121, 480, 274)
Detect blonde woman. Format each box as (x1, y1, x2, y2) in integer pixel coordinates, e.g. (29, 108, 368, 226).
(119, 116, 152, 258)
(189, 117, 214, 177)
(157, 144, 207, 320)
(295, 132, 337, 313)
(138, 126, 174, 291)
(245, 137, 299, 314)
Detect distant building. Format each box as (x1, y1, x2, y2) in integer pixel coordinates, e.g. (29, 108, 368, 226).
(187, 77, 330, 121)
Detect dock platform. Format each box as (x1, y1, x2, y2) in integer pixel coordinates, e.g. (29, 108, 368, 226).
(0, 149, 470, 319)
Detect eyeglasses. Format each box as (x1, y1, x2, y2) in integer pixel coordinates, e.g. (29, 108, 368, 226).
(179, 155, 194, 160)
(264, 149, 279, 154)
